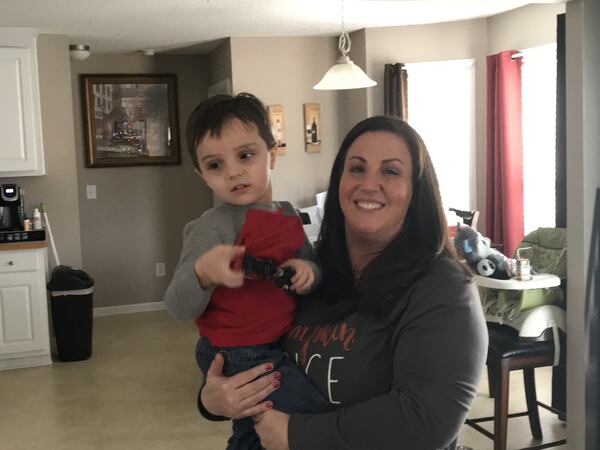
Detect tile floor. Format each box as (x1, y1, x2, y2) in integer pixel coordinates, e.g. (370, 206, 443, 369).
(0, 310, 567, 450)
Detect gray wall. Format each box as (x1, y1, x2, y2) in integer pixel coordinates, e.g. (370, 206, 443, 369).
(565, 0, 600, 447)
(3, 34, 83, 268)
(70, 54, 212, 308)
(229, 37, 341, 207)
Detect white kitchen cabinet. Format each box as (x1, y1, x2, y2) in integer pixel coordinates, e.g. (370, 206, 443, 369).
(0, 247, 51, 370)
(0, 45, 45, 176)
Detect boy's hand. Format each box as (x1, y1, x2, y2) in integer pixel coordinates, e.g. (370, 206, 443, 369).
(279, 259, 314, 294)
(195, 245, 245, 289)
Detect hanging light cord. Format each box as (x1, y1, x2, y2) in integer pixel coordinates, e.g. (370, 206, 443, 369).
(338, 0, 351, 59)
(339, 32, 351, 57)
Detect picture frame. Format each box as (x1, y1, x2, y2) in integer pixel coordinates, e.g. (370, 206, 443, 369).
(303, 103, 321, 153)
(267, 105, 287, 155)
(81, 74, 181, 167)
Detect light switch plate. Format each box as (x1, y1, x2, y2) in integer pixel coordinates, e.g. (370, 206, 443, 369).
(155, 262, 166, 277)
(86, 185, 97, 200)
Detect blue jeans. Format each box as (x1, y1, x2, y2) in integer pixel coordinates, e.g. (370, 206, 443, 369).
(196, 337, 332, 450)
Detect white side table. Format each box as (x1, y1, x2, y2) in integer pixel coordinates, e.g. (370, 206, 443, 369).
(474, 273, 560, 290)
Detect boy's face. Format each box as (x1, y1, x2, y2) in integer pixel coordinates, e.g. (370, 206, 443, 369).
(196, 117, 277, 206)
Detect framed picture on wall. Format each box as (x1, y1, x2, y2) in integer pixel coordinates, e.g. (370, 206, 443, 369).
(267, 105, 287, 155)
(303, 103, 321, 153)
(81, 74, 181, 167)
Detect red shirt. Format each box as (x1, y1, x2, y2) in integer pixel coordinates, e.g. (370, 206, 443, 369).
(195, 208, 306, 346)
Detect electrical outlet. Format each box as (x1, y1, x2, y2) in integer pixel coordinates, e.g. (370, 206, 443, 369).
(86, 185, 97, 200)
(155, 262, 166, 277)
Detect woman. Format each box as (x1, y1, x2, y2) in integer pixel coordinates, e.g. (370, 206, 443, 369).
(199, 116, 488, 450)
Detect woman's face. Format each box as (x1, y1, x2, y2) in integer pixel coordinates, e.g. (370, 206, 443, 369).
(339, 131, 414, 247)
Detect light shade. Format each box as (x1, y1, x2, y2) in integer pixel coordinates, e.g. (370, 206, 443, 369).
(69, 44, 91, 61)
(314, 56, 377, 90)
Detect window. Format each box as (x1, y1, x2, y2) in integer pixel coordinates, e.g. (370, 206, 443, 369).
(521, 43, 557, 234)
(405, 59, 475, 212)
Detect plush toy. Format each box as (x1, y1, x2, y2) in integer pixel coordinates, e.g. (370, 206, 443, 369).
(453, 224, 516, 279)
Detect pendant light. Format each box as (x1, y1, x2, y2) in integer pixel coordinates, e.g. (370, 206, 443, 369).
(314, 0, 376, 90)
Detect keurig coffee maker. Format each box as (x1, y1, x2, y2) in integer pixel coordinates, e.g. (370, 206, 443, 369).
(0, 184, 45, 243)
(0, 184, 24, 231)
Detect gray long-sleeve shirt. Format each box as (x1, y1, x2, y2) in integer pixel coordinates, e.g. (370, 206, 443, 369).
(164, 201, 319, 321)
(280, 257, 488, 450)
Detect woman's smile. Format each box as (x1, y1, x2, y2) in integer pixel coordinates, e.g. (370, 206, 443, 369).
(354, 200, 384, 211)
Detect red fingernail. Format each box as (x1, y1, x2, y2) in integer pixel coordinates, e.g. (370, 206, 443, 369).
(265, 363, 273, 371)
(265, 401, 273, 409)
(272, 380, 280, 388)
(273, 371, 281, 380)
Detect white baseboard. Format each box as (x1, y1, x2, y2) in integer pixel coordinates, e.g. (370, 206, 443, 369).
(93, 301, 166, 317)
(0, 353, 52, 371)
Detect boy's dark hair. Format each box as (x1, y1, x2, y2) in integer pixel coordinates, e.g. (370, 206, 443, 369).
(185, 92, 276, 170)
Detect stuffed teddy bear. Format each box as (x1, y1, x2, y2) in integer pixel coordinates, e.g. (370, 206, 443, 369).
(453, 224, 516, 279)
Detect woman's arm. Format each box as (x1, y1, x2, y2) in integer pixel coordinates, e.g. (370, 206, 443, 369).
(254, 410, 290, 450)
(287, 279, 488, 450)
(199, 353, 282, 419)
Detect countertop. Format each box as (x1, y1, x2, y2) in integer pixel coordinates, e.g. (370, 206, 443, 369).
(0, 241, 48, 251)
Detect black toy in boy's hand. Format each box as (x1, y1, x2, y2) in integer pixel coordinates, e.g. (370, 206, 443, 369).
(241, 254, 276, 280)
(241, 254, 296, 295)
(273, 265, 295, 294)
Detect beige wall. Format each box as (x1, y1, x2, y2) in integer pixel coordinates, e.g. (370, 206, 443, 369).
(3, 34, 83, 268)
(208, 39, 232, 85)
(70, 54, 212, 308)
(229, 37, 341, 207)
(365, 19, 488, 118)
(487, 3, 566, 55)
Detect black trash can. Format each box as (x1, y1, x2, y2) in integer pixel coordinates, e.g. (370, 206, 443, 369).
(47, 265, 95, 362)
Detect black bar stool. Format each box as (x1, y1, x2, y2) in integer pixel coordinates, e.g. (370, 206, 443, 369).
(466, 323, 566, 450)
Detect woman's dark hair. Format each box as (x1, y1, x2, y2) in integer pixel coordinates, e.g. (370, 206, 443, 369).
(185, 92, 276, 170)
(315, 116, 457, 320)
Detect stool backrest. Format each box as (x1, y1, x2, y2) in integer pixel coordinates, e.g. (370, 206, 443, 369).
(449, 208, 480, 230)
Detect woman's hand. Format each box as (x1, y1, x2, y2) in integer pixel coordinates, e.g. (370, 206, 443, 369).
(200, 353, 281, 419)
(253, 409, 290, 450)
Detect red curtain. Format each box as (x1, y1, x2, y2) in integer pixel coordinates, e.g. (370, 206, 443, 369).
(486, 51, 524, 257)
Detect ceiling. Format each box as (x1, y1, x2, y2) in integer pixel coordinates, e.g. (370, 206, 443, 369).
(0, 0, 567, 54)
